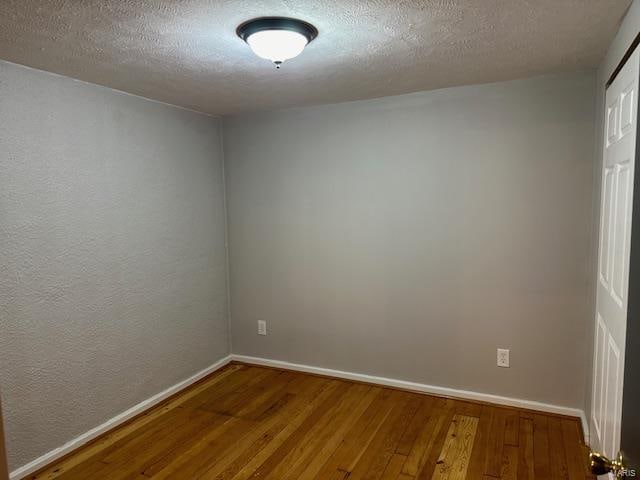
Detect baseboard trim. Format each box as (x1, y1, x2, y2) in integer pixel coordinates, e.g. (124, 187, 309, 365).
(231, 354, 590, 443)
(9, 355, 233, 480)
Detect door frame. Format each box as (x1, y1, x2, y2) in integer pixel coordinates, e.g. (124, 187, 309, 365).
(619, 31, 640, 475)
(590, 28, 640, 475)
(0, 396, 8, 480)
(607, 31, 640, 88)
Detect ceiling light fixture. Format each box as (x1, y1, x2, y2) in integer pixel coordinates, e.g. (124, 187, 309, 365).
(237, 17, 318, 69)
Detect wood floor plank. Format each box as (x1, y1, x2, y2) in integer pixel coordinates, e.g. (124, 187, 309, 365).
(117, 417, 237, 479)
(380, 454, 408, 479)
(402, 398, 454, 478)
(533, 414, 552, 479)
(60, 406, 227, 479)
(312, 388, 397, 480)
(453, 401, 482, 418)
(234, 371, 299, 420)
(54, 460, 114, 480)
(222, 378, 344, 480)
(213, 369, 288, 418)
(128, 414, 254, 479)
(102, 407, 218, 464)
(180, 366, 264, 411)
(431, 414, 478, 480)
(145, 380, 318, 480)
(238, 380, 351, 480)
(197, 377, 329, 480)
(463, 405, 493, 480)
(207, 408, 312, 477)
(504, 409, 519, 446)
(548, 416, 570, 480)
(196, 368, 277, 415)
(483, 407, 508, 477)
(517, 417, 535, 480)
(412, 399, 457, 480)
(348, 391, 419, 480)
(28, 365, 590, 480)
(295, 386, 383, 480)
(500, 444, 518, 480)
(396, 397, 435, 456)
(166, 417, 268, 479)
(264, 383, 375, 480)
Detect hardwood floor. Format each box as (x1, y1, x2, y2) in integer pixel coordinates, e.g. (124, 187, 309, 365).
(27, 363, 594, 480)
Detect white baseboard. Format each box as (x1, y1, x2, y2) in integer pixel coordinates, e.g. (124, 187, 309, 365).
(9, 355, 233, 480)
(231, 354, 590, 443)
(581, 412, 590, 444)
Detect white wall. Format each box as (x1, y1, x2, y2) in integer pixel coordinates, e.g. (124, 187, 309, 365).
(224, 72, 597, 410)
(0, 50, 607, 470)
(0, 61, 230, 470)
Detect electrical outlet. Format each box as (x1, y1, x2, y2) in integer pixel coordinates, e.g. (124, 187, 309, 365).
(258, 320, 267, 336)
(497, 348, 510, 368)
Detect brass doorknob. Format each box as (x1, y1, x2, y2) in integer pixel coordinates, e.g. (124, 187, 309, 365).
(589, 450, 625, 476)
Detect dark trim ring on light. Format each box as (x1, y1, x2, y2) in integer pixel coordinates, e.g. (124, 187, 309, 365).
(236, 17, 318, 44)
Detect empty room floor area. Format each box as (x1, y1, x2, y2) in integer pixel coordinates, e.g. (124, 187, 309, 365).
(28, 364, 592, 480)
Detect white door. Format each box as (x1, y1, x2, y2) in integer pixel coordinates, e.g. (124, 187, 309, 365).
(591, 48, 639, 473)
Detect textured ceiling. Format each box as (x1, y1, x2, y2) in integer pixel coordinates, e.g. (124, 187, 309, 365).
(0, 0, 632, 115)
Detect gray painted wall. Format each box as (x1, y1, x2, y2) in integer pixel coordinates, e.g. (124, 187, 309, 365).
(586, 0, 640, 442)
(224, 73, 597, 410)
(0, 61, 229, 470)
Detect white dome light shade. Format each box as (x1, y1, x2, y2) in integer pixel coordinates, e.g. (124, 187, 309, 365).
(237, 17, 318, 68)
(246, 30, 308, 64)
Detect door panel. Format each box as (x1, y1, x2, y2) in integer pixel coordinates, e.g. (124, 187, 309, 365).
(591, 48, 639, 478)
(621, 84, 635, 136)
(593, 315, 607, 442)
(612, 160, 632, 306)
(601, 167, 615, 287)
(608, 98, 620, 145)
(604, 336, 621, 457)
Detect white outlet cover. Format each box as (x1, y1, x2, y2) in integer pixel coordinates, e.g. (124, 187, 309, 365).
(258, 320, 267, 336)
(497, 348, 510, 368)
